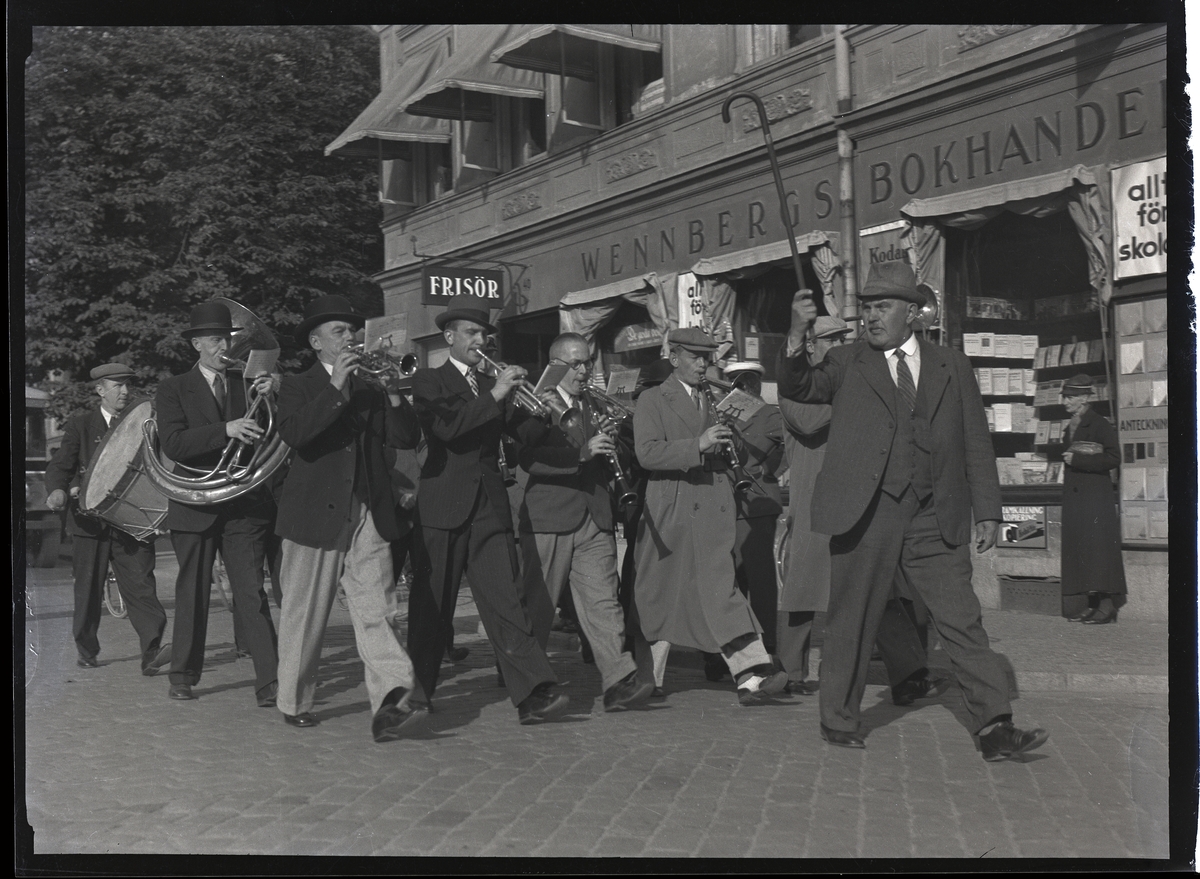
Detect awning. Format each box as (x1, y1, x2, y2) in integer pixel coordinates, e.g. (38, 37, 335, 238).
(490, 25, 662, 79)
(689, 232, 837, 277)
(325, 42, 452, 159)
(900, 165, 1096, 219)
(560, 273, 657, 306)
(403, 25, 546, 122)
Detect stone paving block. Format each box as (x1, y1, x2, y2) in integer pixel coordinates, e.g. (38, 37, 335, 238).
(592, 834, 650, 856)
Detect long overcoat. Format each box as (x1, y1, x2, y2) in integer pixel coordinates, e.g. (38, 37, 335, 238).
(1061, 407, 1126, 597)
(631, 374, 761, 650)
(777, 398, 833, 613)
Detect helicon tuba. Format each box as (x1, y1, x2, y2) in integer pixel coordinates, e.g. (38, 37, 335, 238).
(142, 298, 292, 505)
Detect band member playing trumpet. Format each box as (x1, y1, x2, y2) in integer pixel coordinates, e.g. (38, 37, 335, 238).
(407, 294, 570, 725)
(45, 362, 171, 675)
(155, 302, 279, 706)
(631, 328, 788, 705)
(273, 294, 426, 741)
(517, 333, 655, 713)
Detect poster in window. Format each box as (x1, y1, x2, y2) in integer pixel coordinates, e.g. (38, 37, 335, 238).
(997, 505, 1047, 548)
(1143, 298, 1167, 333)
(1111, 156, 1167, 280)
(1119, 341, 1144, 374)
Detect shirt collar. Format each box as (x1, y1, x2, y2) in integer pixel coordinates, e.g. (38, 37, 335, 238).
(886, 333, 919, 360)
(447, 355, 472, 377)
(320, 359, 335, 375)
(100, 406, 117, 425)
(197, 362, 223, 385)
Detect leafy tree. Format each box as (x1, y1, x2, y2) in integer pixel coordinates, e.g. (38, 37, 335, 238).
(25, 25, 386, 420)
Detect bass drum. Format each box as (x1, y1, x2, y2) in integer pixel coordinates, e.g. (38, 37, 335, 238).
(78, 399, 169, 542)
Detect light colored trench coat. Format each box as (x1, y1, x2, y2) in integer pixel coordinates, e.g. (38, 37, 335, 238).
(631, 374, 762, 651)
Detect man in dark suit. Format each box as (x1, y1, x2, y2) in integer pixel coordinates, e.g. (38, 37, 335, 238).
(272, 294, 426, 741)
(408, 294, 569, 725)
(155, 302, 279, 706)
(45, 362, 171, 674)
(517, 332, 654, 712)
(778, 263, 1048, 762)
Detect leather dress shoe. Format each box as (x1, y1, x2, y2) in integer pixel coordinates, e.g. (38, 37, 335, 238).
(1066, 607, 1096, 622)
(372, 693, 428, 743)
(141, 642, 172, 676)
(785, 679, 819, 696)
(820, 723, 866, 749)
(76, 655, 99, 669)
(256, 681, 279, 708)
(444, 645, 470, 663)
(517, 684, 570, 725)
(892, 674, 951, 706)
(1081, 609, 1116, 625)
(168, 683, 195, 701)
(979, 721, 1049, 762)
(649, 687, 667, 700)
(736, 665, 789, 705)
(283, 712, 318, 728)
(602, 672, 654, 712)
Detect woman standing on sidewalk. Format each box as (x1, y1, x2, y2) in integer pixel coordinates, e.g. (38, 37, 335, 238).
(1060, 375, 1126, 624)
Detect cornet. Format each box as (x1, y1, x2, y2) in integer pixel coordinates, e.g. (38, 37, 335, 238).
(581, 383, 638, 507)
(347, 343, 418, 391)
(476, 351, 580, 429)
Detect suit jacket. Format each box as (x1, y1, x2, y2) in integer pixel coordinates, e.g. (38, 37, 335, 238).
(274, 361, 420, 551)
(732, 402, 784, 520)
(516, 392, 615, 534)
(44, 406, 112, 538)
(155, 364, 271, 532)
(411, 359, 543, 531)
(776, 338, 1001, 545)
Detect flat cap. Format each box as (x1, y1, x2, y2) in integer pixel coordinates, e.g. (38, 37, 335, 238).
(859, 262, 932, 307)
(90, 362, 135, 381)
(812, 316, 852, 339)
(667, 327, 718, 352)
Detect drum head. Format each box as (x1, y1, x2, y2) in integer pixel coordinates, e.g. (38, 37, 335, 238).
(80, 399, 156, 513)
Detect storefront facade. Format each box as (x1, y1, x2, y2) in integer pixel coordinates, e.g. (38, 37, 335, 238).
(330, 23, 1171, 619)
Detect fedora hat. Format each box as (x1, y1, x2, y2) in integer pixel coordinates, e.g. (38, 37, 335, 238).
(1062, 374, 1095, 396)
(859, 262, 932, 307)
(182, 301, 234, 339)
(435, 294, 498, 334)
(295, 294, 365, 343)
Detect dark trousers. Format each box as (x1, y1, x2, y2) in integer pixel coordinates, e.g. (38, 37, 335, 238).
(168, 514, 278, 693)
(821, 488, 1010, 735)
(776, 601, 926, 685)
(409, 487, 556, 707)
(733, 515, 779, 654)
(72, 528, 165, 665)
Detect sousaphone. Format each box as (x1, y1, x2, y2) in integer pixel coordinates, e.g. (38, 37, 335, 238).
(142, 298, 291, 505)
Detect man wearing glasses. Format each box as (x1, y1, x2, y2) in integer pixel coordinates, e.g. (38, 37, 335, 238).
(517, 333, 655, 713)
(45, 362, 172, 675)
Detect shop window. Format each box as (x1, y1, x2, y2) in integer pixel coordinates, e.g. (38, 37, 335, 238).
(549, 45, 662, 151)
(597, 300, 664, 374)
(455, 96, 547, 191)
(729, 262, 823, 383)
(787, 25, 836, 48)
(379, 142, 452, 219)
(739, 25, 834, 69)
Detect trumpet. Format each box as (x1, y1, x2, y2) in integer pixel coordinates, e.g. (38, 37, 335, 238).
(347, 343, 418, 390)
(476, 351, 580, 428)
(581, 384, 638, 507)
(699, 378, 765, 496)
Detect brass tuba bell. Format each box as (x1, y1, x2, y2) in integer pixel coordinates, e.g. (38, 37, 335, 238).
(141, 298, 291, 505)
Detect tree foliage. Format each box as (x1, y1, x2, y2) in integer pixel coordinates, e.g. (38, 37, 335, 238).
(25, 25, 386, 420)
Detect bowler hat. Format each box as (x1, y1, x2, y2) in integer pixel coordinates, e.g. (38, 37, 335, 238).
(182, 302, 234, 339)
(812, 315, 852, 339)
(90, 362, 135, 382)
(295, 294, 365, 343)
(667, 327, 718, 352)
(434, 294, 498, 334)
(859, 262, 932, 307)
(1062, 374, 1095, 396)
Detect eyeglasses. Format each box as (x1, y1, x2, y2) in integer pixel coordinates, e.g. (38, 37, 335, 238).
(553, 357, 594, 371)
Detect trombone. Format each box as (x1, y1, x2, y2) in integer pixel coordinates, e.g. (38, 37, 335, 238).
(476, 351, 580, 429)
(699, 378, 765, 496)
(581, 383, 638, 507)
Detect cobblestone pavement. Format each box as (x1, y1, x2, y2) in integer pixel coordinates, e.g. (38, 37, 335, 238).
(19, 553, 1176, 863)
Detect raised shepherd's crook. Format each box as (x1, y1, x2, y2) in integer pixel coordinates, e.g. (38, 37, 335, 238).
(721, 91, 817, 310)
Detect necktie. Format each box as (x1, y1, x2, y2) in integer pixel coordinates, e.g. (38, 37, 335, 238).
(466, 369, 479, 397)
(212, 373, 227, 413)
(895, 350, 916, 412)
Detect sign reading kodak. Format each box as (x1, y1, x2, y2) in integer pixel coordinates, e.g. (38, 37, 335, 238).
(421, 266, 505, 306)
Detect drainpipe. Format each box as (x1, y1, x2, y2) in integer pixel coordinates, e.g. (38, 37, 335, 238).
(834, 25, 859, 322)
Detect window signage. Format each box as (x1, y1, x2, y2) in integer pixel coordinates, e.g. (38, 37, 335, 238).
(421, 266, 505, 305)
(1111, 156, 1166, 279)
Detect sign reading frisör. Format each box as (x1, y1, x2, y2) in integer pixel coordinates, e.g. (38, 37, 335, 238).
(421, 267, 505, 306)
(1111, 156, 1166, 279)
